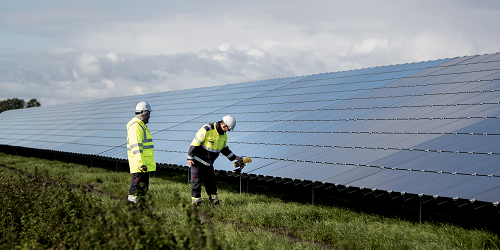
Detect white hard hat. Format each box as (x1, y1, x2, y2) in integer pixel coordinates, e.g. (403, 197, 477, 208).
(222, 115, 236, 131)
(135, 101, 153, 114)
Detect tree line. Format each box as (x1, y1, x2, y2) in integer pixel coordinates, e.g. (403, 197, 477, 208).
(0, 98, 41, 113)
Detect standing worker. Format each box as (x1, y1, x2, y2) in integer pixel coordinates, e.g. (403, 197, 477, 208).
(127, 101, 156, 203)
(187, 115, 244, 206)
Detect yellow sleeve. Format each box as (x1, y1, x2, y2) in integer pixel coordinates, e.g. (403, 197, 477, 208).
(190, 127, 207, 146)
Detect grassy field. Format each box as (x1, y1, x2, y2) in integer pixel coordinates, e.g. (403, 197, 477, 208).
(1, 152, 499, 249)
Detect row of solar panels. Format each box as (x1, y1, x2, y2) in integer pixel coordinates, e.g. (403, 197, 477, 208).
(1, 53, 499, 207)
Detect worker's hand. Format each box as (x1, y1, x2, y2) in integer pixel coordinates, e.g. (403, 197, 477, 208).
(140, 165, 148, 172)
(187, 160, 194, 166)
(235, 156, 244, 172)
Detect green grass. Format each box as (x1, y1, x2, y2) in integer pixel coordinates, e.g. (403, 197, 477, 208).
(1, 152, 500, 249)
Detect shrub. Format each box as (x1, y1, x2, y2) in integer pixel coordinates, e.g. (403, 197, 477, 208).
(0, 168, 221, 250)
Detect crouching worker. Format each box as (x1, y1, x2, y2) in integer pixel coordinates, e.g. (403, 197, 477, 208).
(127, 101, 156, 203)
(187, 115, 244, 206)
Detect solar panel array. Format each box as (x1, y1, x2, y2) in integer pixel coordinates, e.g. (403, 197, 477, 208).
(1, 53, 500, 207)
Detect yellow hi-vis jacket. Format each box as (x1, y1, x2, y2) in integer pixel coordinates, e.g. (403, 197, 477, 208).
(187, 122, 236, 166)
(127, 117, 156, 173)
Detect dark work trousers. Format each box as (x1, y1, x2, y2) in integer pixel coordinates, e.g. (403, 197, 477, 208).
(190, 162, 217, 198)
(129, 172, 150, 196)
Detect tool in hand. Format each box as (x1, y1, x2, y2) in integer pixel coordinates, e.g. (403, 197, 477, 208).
(234, 156, 252, 168)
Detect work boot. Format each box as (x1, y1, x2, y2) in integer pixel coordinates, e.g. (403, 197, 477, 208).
(128, 195, 138, 203)
(209, 195, 220, 206)
(192, 197, 202, 207)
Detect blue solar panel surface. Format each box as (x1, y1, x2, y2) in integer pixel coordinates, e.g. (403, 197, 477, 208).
(1, 53, 500, 205)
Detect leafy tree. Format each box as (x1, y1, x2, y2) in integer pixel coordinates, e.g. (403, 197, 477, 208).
(0, 98, 41, 113)
(0, 98, 24, 112)
(26, 98, 41, 108)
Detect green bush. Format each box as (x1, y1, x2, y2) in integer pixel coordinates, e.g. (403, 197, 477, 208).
(0, 168, 221, 250)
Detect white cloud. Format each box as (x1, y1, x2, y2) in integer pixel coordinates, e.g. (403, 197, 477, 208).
(247, 48, 265, 58)
(349, 38, 389, 54)
(76, 53, 100, 76)
(218, 43, 231, 52)
(406, 29, 479, 61)
(106, 52, 121, 64)
(102, 79, 115, 89)
(0, 0, 500, 106)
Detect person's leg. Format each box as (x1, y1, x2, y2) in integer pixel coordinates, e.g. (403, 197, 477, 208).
(140, 172, 150, 195)
(203, 165, 219, 204)
(128, 172, 149, 203)
(128, 173, 140, 203)
(190, 164, 202, 204)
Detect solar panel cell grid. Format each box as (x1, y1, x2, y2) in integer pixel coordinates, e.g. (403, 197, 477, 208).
(344, 168, 412, 188)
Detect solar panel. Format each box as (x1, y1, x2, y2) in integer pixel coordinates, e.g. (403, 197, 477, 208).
(1, 52, 499, 207)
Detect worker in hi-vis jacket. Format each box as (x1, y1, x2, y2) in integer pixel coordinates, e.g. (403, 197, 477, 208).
(187, 115, 243, 206)
(127, 101, 156, 203)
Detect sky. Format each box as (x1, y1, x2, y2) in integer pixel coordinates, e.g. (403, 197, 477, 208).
(1, 0, 500, 106)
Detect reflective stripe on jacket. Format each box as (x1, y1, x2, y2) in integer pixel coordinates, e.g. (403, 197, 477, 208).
(127, 117, 156, 173)
(187, 122, 236, 166)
